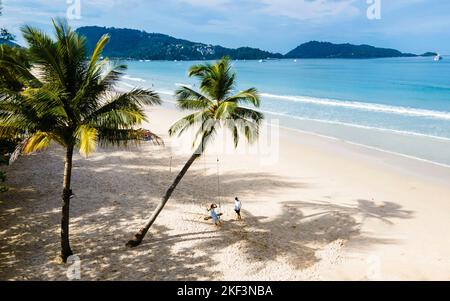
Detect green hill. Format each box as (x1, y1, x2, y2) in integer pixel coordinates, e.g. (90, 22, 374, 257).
(75, 26, 283, 60)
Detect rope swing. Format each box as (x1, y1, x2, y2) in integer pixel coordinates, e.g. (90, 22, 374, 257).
(216, 157, 221, 209)
(167, 151, 223, 218)
(198, 155, 223, 222)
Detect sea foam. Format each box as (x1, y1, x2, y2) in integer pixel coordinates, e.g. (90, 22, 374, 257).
(122, 75, 146, 82)
(260, 93, 450, 121)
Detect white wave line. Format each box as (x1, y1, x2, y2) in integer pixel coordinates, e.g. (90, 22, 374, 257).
(275, 124, 450, 170)
(260, 93, 450, 120)
(156, 90, 174, 96)
(122, 75, 146, 82)
(259, 109, 450, 142)
(175, 83, 192, 88)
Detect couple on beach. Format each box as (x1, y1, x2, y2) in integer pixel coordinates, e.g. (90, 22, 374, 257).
(207, 197, 242, 226)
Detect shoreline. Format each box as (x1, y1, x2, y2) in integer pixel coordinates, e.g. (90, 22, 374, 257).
(280, 124, 450, 169)
(277, 122, 450, 187)
(157, 96, 450, 194)
(159, 97, 450, 175)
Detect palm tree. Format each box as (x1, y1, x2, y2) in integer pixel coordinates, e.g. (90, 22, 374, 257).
(0, 19, 161, 262)
(127, 56, 263, 247)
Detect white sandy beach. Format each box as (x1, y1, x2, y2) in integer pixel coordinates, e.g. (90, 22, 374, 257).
(1, 104, 450, 280)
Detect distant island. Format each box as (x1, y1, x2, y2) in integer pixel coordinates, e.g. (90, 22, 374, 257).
(421, 52, 439, 57)
(284, 41, 435, 59)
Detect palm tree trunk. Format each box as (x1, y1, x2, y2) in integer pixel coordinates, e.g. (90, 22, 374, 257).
(60, 145, 74, 262)
(126, 146, 202, 248)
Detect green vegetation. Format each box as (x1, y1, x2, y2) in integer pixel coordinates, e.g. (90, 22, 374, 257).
(76, 26, 283, 60)
(284, 41, 418, 59)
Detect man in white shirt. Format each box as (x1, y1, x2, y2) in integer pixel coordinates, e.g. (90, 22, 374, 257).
(234, 197, 242, 220)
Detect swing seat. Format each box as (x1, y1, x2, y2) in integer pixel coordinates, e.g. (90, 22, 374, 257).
(204, 213, 223, 220)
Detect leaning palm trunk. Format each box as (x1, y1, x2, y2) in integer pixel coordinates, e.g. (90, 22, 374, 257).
(60, 145, 74, 262)
(126, 145, 202, 247)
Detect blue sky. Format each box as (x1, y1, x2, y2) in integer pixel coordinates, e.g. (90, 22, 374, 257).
(1, 0, 450, 54)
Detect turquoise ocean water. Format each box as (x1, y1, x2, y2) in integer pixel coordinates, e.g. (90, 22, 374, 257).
(119, 57, 450, 167)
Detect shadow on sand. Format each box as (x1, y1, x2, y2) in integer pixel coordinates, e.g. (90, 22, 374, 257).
(0, 144, 414, 280)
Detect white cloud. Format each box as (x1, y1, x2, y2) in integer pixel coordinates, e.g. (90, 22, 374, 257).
(178, 0, 232, 8)
(259, 0, 360, 21)
(175, 0, 361, 20)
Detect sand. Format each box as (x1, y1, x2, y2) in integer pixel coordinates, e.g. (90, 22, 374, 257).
(1, 104, 450, 280)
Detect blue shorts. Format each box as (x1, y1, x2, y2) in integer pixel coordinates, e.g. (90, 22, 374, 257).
(211, 213, 219, 222)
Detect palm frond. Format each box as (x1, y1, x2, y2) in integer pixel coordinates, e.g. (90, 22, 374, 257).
(75, 124, 97, 157)
(96, 128, 142, 147)
(169, 110, 211, 137)
(175, 86, 212, 110)
(21, 24, 65, 86)
(23, 131, 52, 154)
(86, 89, 160, 125)
(187, 64, 210, 78)
(214, 100, 237, 119)
(87, 34, 109, 76)
(224, 88, 260, 107)
(72, 61, 126, 116)
(224, 119, 240, 148)
(22, 86, 68, 121)
(72, 61, 123, 118)
(0, 45, 39, 90)
(195, 123, 218, 154)
(192, 118, 217, 149)
(232, 107, 264, 124)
